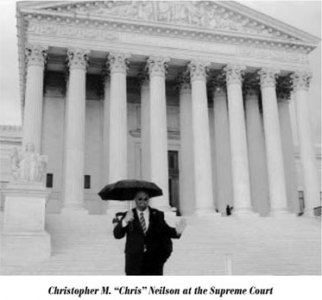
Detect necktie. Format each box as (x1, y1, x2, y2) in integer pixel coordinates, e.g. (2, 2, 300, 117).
(139, 212, 147, 234)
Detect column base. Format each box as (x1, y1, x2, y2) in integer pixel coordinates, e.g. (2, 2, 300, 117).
(303, 208, 319, 217)
(268, 210, 295, 218)
(233, 209, 259, 217)
(61, 205, 88, 215)
(1, 231, 51, 266)
(194, 209, 221, 217)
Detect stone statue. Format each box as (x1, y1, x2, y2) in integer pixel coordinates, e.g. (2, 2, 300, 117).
(11, 143, 48, 183)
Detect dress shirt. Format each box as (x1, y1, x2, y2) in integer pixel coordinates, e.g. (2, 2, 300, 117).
(137, 208, 150, 230)
(122, 208, 150, 229)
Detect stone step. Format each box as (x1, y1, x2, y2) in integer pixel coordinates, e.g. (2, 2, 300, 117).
(0, 213, 320, 275)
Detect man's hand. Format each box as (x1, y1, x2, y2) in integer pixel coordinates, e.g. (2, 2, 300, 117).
(175, 218, 187, 235)
(123, 210, 134, 225)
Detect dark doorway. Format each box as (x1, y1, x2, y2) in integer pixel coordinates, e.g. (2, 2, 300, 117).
(168, 150, 180, 215)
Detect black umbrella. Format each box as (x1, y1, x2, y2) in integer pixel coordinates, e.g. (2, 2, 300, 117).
(98, 179, 163, 201)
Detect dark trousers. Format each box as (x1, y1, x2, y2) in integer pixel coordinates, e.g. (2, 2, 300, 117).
(125, 252, 164, 276)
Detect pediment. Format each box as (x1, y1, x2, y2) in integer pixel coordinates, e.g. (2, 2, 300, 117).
(19, 1, 319, 46)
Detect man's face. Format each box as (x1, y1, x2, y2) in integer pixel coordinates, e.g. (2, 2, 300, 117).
(135, 191, 149, 211)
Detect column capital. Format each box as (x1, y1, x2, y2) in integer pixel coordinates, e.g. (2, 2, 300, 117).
(276, 76, 292, 101)
(258, 68, 280, 89)
(138, 71, 149, 87)
(67, 48, 89, 71)
(177, 72, 191, 94)
(101, 66, 110, 90)
(291, 70, 312, 92)
(223, 64, 246, 85)
(146, 56, 170, 77)
(243, 73, 260, 99)
(188, 60, 210, 82)
(25, 44, 48, 68)
(108, 52, 130, 74)
(209, 72, 226, 95)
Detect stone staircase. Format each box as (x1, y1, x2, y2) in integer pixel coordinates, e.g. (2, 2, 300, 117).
(0, 212, 321, 275)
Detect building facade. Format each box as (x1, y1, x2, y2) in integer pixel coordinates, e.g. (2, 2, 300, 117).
(2, 1, 321, 217)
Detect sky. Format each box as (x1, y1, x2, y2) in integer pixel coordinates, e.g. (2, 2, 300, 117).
(0, 0, 321, 139)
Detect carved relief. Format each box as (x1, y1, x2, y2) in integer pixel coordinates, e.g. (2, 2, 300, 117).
(44, 1, 299, 42)
(108, 52, 130, 74)
(146, 56, 169, 77)
(258, 68, 280, 89)
(27, 21, 309, 66)
(67, 48, 89, 70)
(188, 61, 209, 82)
(223, 65, 246, 85)
(28, 22, 119, 42)
(291, 71, 312, 92)
(25, 44, 48, 67)
(11, 143, 47, 184)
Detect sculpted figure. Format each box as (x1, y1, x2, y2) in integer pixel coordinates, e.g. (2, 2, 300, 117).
(10, 143, 47, 183)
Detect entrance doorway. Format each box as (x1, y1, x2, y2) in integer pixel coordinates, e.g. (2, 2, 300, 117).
(168, 150, 180, 214)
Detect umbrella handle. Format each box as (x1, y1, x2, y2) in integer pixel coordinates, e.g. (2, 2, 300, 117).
(129, 200, 134, 210)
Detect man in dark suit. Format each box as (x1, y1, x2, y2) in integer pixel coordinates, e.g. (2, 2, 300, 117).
(113, 190, 186, 275)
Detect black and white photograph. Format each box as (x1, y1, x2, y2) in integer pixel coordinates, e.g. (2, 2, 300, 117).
(0, 0, 321, 298)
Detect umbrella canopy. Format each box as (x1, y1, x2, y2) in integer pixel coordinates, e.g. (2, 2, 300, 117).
(98, 179, 163, 201)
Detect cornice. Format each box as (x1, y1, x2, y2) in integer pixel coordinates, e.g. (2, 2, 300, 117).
(18, 5, 318, 52)
(16, 1, 319, 116)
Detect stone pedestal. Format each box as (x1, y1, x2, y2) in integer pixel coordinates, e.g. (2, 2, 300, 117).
(1, 184, 51, 265)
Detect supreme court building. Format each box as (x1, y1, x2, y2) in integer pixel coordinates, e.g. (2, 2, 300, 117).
(2, 1, 321, 218)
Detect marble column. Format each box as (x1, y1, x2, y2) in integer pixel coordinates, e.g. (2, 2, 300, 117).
(146, 56, 170, 211)
(224, 65, 253, 215)
(188, 61, 215, 215)
(140, 75, 151, 181)
(291, 71, 320, 216)
(244, 87, 270, 216)
(102, 72, 110, 185)
(62, 48, 89, 213)
(277, 93, 299, 213)
(178, 74, 195, 215)
(212, 82, 233, 213)
(107, 53, 130, 212)
(259, 69, 289, 215)
(23, 44, 47, 153)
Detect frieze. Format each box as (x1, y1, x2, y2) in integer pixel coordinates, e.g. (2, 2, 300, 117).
(237, 46, 308, 65)
(27, 22, 309, 67)
(28, 21, 119, 42)
(43, 1, 299, 43)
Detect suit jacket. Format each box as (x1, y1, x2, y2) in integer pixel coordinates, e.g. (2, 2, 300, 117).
(113, 207, 180, 263)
